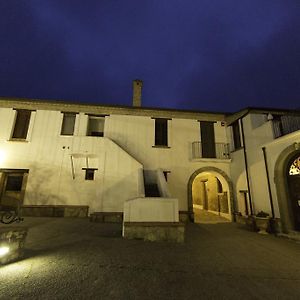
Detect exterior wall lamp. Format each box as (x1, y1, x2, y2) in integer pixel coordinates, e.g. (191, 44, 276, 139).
(0, 245, 10, 257)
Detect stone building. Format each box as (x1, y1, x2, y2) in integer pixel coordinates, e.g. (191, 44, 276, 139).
(0, 80, 299, 235)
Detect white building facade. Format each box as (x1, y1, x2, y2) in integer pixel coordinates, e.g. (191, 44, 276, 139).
(0, 93, 299, 234)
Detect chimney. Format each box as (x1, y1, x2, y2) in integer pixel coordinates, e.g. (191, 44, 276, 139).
(132, 79, 143, 107)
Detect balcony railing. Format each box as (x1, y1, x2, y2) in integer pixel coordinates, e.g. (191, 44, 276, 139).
(273, 115, 300, 138)
(192, 142, 230, 159)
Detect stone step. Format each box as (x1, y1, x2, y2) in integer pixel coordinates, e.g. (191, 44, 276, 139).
(144, 184, 160, 197)
(90, 212, 123, 223)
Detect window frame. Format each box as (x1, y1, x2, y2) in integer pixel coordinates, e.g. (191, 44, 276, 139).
(232, 120, 242, 150)
(200, 121, 216, 158)
(11, 109, 32, 140)
(86, 114, 106, 137)
(60, 112, 77, 136)
(153, 118, 170, 148)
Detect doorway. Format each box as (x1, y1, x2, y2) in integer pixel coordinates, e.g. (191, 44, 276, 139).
(188, 167, 233, 223)
(287, 154, 300, 230)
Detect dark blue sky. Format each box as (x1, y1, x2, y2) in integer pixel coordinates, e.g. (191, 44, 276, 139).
(0, 1, 299, 112)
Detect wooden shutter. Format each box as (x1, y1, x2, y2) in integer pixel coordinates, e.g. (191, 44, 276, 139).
(232, 121, 241, 149)
(12, 110, 31, 139)
(200, 121, 216, 158)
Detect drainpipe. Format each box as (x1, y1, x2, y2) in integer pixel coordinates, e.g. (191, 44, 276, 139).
(240, 118, 253, 215)
(262, 147, 275, 218)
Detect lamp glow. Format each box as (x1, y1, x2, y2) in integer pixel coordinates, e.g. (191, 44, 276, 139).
(0, 246, 9, 257)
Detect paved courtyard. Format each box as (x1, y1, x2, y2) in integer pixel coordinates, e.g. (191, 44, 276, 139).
(1, 213, 300, 299)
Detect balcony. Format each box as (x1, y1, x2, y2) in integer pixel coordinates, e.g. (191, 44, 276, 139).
(192, 142, 230, 160)
(273, 115, 300, 139)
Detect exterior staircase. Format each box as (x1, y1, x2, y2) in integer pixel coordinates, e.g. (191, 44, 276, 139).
(144, 183, 160, 197)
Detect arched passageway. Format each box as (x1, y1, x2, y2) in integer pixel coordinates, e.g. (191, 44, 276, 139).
(274, 143, 300, 232)
(286, 153, 300, 230)
(187, 167, 234, 223)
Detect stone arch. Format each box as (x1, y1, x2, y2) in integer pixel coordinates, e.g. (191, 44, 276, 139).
(274, 142, 300, 232)
(187, 166, 234, 222)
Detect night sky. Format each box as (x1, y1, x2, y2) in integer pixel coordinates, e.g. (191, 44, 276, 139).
(0, 1, 299, 112)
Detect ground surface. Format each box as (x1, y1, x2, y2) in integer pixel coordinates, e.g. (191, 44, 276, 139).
(0, 211, 300, 300)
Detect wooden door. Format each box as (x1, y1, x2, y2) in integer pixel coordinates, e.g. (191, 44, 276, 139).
(200, 121, 216, 158)
(288, 175, 300, 230)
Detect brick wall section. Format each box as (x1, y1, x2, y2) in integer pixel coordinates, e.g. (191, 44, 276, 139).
(21, 205, 89, 218)
(90, 212, 123, 223)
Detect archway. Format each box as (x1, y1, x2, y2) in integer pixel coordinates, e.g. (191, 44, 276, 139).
(274, 143, 300, 232)
(187, 167, 234, 222)
(287, 153, 300, 230)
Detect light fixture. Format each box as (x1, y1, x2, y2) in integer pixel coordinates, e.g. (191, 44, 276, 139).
(0, 246, 10, 257)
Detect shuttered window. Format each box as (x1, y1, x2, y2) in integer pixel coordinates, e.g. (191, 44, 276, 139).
(12, 109, 31, 139)
(155, 118, 168, 146)
(232, 121, 242, 150)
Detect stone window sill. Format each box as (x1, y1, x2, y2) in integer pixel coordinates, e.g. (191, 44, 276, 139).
(152, 145, 171, 149)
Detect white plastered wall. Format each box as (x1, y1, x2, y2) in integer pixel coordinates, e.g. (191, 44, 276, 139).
(229, 112, 300, 218)
(0, 109, 142, 214)
(106, 115, 231, 211)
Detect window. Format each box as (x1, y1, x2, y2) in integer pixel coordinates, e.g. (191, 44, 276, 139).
(87, 115, 105, 137)
(11, 109, 31, 139)
(61, 113, 76, 135)
(154, 118, 168, 146)
(217, 178, 223, 193)
(289, 155, 300, 175)
(6, 174, 23, 191)
(82, 168, 98, 180)
(163, 171, 170, 182)
(232, 121, 242, 150)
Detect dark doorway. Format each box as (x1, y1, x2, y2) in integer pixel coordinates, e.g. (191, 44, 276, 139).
(287, 154, 300, 231)
(200, 121, 216, 158)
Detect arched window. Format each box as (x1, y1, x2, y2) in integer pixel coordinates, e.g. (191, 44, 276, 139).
(289, 155, 300, 175)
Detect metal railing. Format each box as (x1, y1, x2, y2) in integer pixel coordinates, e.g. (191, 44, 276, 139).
(192, 142, 230, 159)
(273, 115, 300, 138)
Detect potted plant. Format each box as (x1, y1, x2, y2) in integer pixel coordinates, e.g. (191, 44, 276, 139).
(234, 212, 257, 231)
(255, 211, 270, 234)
